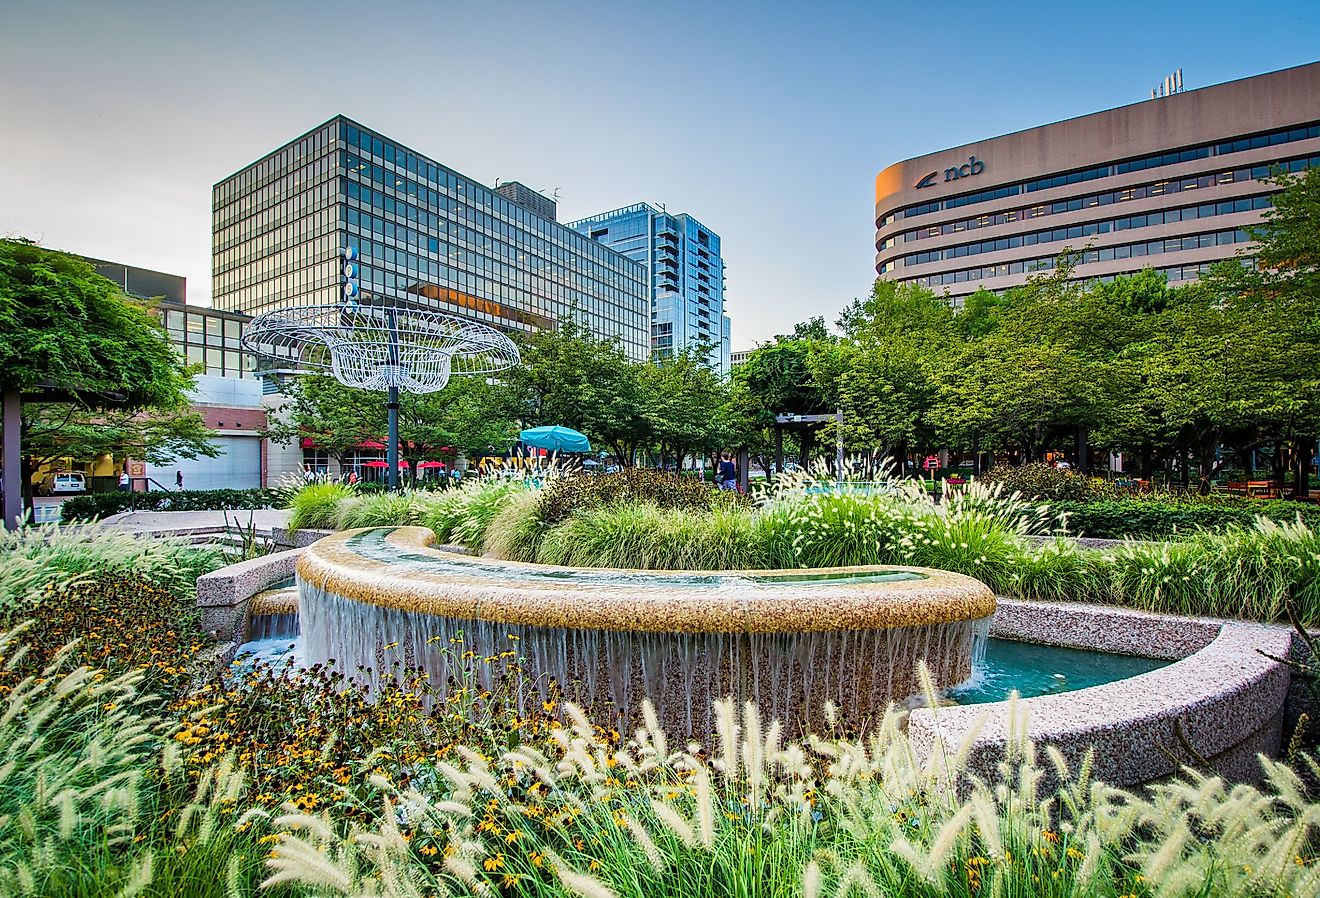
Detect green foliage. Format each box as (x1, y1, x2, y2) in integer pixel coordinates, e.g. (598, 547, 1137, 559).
(482, 488, 548, 562)
(535, 502, 764, 570)
(24, 402, 221, 474)
(0, 239, 193, 405)
(332, 491, 427, 530)
(538, 469, 726, 526)
(285, 482, 353, 530)
(60, 487, 278, 521)
(983, 462, 1107, 501)
(0, 523, 221, 613)
(1048, 496, 1320, 538)
(448, 479, 527, 551)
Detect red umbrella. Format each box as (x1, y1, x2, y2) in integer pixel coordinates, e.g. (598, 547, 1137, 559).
(360, 440, 386, 450)
(418, 461, 445, 469)
(362, 460, 389, 469)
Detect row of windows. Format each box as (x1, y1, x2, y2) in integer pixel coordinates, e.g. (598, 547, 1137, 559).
(345, 204, 646, 320)
(215, 212, 339, 282)
(214, 123, 335, 204)
(895, 195, 1272, 268)
(214, 177, 339, 259)
(339, 136, 634, 274)
(880, 121, 1320, 225)
(348, 238, 643, 326)
(345, 178, 643, 295)
(901, 228, 1253, 287)
(214, 152, 338, 233)
(943, 262, 1221, 307)
(215, 235, 339, 298)
(881, 154, 1319, 249)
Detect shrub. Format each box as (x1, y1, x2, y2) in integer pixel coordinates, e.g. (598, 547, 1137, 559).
(417, 487, 472, 543)
(332, 491, 426, 529)
(538, 468, 729, 525)
(535, 502, 764, 570)
(483, 488, 547, 562)
(285, 482, 352, 530)
(1050, 496, 1320, 538)
(60, 487, 279, 521)
(983, 462, 1107, 501)
(449, 479, 527, 551)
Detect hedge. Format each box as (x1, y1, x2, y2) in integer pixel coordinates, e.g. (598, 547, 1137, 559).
(1046, 497, 1320, 539)
(60, 488, 280, 522)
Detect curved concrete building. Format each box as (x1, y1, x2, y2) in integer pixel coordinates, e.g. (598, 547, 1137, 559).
(875, 62, 1320, 303)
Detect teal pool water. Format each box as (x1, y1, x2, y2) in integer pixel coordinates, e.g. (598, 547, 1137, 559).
(343, 529, 927, 586)
(947, 638, 1168, 705)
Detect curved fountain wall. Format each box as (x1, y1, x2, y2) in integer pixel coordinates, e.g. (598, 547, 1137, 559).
(295, 527, 997, 735)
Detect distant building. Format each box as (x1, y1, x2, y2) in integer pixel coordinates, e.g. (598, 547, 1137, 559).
(730, 349, 753, 367)
(566, 204, 731, 375)
(212, 116, 650, 361)
(494, 180, 557, 221)
(68, 258, 268, 490)
(875, 62, 1320, 303)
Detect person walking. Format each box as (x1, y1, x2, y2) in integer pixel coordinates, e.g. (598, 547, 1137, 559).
(118, 470, 130, 492)
(718, 453, 738, 491)
(175, 470, 184, 490)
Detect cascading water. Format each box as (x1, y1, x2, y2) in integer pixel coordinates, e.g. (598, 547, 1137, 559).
(294, 527, 998, 736)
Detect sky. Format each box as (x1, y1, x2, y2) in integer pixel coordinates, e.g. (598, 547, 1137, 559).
(2, 1, 1318, 347)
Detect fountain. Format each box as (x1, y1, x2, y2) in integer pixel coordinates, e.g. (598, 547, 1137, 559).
(295, 526, 996, 735)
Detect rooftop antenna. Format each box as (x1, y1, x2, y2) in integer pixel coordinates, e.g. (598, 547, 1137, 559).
(1151, 67, 1184, 99)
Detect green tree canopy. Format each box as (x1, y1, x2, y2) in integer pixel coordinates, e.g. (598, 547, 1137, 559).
(0, 240, 193, 408)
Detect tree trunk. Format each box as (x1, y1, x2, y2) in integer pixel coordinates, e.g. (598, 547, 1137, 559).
(1293, 439, 1311, 499)
(1273, 440, 1286, 497)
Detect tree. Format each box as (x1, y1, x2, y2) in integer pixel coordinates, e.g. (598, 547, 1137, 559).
(1200, 166, 1320, 493)
(0, 240, 192, 405)
(21, 404, 219, 475)
(638, 348, 730, 469)
(0, 240, 210, 521)
(507, 318, 647, 464)
(271, 374, 519, 476)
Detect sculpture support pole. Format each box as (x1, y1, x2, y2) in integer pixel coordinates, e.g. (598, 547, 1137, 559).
(387, 306, 400, 492)
(388, 385, 400, 492)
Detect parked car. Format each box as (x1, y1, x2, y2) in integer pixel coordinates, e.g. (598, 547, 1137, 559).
(39, 471, 86, 495)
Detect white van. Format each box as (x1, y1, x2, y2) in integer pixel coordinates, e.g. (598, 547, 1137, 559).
(40, 472, 86, 495)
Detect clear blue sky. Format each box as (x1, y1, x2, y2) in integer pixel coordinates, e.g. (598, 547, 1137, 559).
(2, 1, 1316, 346)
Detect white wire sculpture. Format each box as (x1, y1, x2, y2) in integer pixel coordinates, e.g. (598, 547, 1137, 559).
(240, 303, 521, 393)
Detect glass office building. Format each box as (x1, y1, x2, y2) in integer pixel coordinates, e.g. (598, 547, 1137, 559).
(874, 62, 1320, 303)
(567, 203, 731, 375)
(212, 117, 651, 360)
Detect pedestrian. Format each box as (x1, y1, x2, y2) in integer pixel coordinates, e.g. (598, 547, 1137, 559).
(176, 470, 184, 490)
(304, 466, 315, 484)
(118, 470, 130, 492)
(348, 469, 359, 486)
(718, 452, 737, 491)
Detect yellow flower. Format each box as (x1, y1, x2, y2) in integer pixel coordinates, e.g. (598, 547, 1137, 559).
(504, 829, 521, 844)
(530, 851, 545, 868)
(420, 845, 438, 857)
(483, 854, 505, 872)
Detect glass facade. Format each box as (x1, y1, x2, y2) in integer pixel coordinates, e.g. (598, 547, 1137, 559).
(213, 117, 650, 361)
(566, 203, 731, 375)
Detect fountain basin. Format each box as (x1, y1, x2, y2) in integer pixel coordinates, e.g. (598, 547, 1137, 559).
(295, 527, 996, 734)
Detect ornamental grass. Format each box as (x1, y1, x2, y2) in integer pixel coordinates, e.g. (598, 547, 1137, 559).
(1, 518, 1318, 898)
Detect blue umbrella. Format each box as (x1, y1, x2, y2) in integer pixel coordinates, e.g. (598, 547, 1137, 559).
(519, 425, 592, 453)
